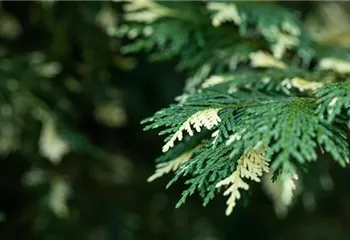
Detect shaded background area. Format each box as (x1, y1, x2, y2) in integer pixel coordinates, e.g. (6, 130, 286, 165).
(0, 1, 349, 240)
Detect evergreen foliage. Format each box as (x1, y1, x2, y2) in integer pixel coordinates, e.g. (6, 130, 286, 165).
(0, 2, 134, 236)
(118, 1, 350, 215)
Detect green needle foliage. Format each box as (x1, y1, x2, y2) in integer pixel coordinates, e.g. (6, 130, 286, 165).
(117, 1, 350, 216)
(316, 82, 350, 127)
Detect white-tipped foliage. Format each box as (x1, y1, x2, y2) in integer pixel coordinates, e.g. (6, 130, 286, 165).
(207, 2, 241, 27)
(319, 58, 350, 74)
(39, 119, 69, 165)
(216, 147, 269, 215)
(250, 51, 286, 69)
(262, 171, 301, 218)
(162, 108, 221, 152)
(125, 1, 350, 216)
(48, 177, 71, 218)
(148, 148, 196, 182)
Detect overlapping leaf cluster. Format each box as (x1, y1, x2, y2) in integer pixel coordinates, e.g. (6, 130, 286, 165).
(118, 1, 350, 214)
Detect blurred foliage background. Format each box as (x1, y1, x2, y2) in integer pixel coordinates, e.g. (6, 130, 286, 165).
(0, 1, 349, 240)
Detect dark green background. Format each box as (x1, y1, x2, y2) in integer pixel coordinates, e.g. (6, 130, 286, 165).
(0, 1, 349, 240)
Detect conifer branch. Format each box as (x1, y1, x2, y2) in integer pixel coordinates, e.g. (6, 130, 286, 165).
(118, 0, 350, 216)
